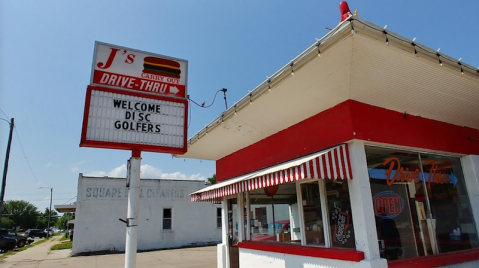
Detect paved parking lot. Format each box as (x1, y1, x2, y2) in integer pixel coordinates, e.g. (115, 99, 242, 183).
(1, 236, 217, 268)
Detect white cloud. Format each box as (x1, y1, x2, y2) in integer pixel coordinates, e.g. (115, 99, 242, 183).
(85, 164, 205, 181)
(45, 162, 53, 168)
(70, 160, 91, 173)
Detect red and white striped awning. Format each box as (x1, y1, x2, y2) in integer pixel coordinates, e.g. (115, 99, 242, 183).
(190, 144, 352, 202)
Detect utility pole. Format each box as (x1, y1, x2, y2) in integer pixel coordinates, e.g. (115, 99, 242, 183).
(40, 187, 53, 237)
(48, 188, 53, 237)
(0, 118, 14, 229)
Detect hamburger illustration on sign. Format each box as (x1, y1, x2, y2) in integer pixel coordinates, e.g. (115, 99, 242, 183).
(91, 42, 188, 98)
(142, 57, 181, 79)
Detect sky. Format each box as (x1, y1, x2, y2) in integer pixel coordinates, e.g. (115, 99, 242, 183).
(1, 0, 478, 213)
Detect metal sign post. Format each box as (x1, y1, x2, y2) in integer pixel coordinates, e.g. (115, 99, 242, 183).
(125, 150, 141, 268)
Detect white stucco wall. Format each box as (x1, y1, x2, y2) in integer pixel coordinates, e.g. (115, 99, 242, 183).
(442, 259, 479, 268)
(239, 248, 385, 268)
(72, 174, 221, 255)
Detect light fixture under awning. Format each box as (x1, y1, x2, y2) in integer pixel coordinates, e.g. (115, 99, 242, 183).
(190, 144, 352, 202)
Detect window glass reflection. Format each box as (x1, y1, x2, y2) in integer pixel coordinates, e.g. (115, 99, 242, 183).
(249, 182, 299, 244)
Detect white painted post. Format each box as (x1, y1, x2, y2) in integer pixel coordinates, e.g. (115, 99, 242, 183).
(347, 140, 382, 261)
(237, 193, 244, 242)
(245, 192, 250, 240)
(125, 150, 141, 268)
(221, 196, 229, 268)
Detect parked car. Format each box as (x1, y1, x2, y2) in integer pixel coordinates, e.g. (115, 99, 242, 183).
(0, 235, 16, 252)
(0, 229, 30, 247)
(24, 229, 47, 238)
(44, 229, 54, 236)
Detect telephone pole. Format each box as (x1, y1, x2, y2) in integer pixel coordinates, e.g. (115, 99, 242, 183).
(40, 187, 53, 237)
(0, 118, 14, 229)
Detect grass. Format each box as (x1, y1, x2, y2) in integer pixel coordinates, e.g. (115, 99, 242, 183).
(0, 236, 54, 260)
(51, 241, 72, 250)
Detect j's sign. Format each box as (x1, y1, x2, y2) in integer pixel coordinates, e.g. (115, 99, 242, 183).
(91, 42, 188, 98)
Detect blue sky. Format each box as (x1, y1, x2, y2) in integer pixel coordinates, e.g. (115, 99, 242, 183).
(1, 0, 478, 212)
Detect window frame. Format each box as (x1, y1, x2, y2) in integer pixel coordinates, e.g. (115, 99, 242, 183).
(162, 207, 173, 231)
(364, 144, 478, 260)
(243, 178, 348, 248)
(217, 207, 222, 229)
(296, 179, 332, 247)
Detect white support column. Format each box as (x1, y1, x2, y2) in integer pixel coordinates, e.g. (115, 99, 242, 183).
(347, 140, 382, 261)
(319, 179, 331, 247)
(461, 155, 479, 236)
(125, 150, 141, 268)
(245, 192, 251, 240)
(218, 196, 228, 268)
(222, 196, 228, 244)
(237, 193, 245, 242)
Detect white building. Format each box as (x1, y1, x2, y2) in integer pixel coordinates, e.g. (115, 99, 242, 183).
(181, 8, 479, 268)
(71, 174, 221, 255)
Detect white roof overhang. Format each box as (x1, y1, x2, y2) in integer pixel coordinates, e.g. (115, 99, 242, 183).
(177, 17, 479, 161)
(55, 204, 76, 213)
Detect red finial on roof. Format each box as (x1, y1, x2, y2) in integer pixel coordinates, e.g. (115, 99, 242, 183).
(339, 1, 353, 22)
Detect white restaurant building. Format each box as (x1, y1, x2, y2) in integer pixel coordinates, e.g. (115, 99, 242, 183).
(64, 174, 221, 255)
(179, 14, 479, 268)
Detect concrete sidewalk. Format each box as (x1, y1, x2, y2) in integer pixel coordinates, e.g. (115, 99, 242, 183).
(0, 237, 217, 268)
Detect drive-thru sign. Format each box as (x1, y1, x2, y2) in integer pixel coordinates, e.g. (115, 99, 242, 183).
(91, 42, 187, 98)
(80, 41, 189, 268)
(80, 42, 188, 154)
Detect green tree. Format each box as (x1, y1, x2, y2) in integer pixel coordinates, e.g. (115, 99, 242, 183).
(37, 208, 58, 229)
(1, 200, 39, 229)
(56, 212, 74, 229)
(206, 174, 216, 185)
(0, 217, 15, 229)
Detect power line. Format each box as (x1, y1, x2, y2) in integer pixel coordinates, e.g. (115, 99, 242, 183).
(0, 109, 8, 119)
(9, 197, 74, 202)
(13, 125, 41, 184)
(63, 196, 77, 204)
(188, 89, 226, 109)
(6, 192, 77, 196)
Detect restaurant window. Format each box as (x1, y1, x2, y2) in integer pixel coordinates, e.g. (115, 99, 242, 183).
(325, 179, 355, 248)
(249, 181, 299, 244)
(365, 146, 478, 261)
(246, 178, 355, 248)
(298, 179, 355, 248)
(217, 207, 222, 228)
(163, 208, 172, 230)
(300, 182, 325, 246)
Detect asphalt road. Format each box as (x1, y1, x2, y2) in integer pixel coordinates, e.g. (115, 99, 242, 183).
(0, 236, 217, 268)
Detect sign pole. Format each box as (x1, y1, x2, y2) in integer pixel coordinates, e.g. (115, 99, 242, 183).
(125, 150, 141, 268)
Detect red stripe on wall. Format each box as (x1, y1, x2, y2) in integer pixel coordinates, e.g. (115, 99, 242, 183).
(216, 100, 479, 182)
